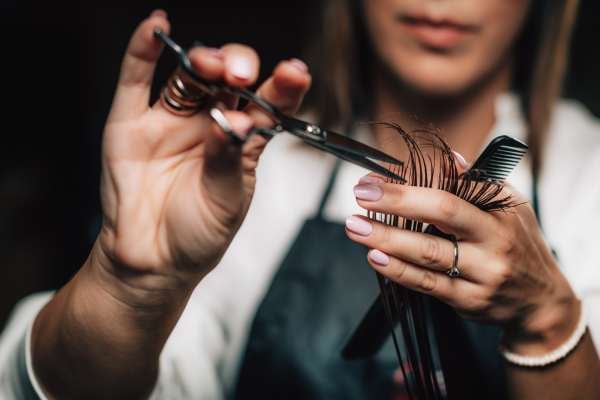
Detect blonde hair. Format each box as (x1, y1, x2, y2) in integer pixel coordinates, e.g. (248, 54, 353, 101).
(305, 0, 580, 175)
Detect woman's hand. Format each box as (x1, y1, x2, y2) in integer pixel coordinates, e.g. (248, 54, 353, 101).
(95, 10, 311, 304)
(345, 174, 579, 355)
(31, 11, 311, 399)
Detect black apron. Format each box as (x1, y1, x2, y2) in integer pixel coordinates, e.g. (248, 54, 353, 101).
(233, 161, 532, 399)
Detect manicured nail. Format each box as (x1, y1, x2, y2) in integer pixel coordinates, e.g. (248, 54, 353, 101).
(228, 56, 253, 80)
(452, 150, 470, 169)
(353, 184, 383, 201)
(359, 174, 384, 184)
(369, 249, 389, 266)
(288, 58, 308, 72)
(204, 47, 224, 59)
(234, 118, 254, 139)
(345, 216, 373, 236)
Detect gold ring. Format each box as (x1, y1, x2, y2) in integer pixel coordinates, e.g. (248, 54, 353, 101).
(160, 67, 209, 116)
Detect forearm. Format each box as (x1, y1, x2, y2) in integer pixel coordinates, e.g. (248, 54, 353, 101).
(508, 333, 600, 399)
(31, 242, 194, 400)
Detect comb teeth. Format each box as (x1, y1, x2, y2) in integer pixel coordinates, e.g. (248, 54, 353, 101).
(469, 136, 528, 182)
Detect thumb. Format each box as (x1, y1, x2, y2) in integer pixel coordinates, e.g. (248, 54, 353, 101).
(109, 10, 170, 122)
(202, 110, 254, 214)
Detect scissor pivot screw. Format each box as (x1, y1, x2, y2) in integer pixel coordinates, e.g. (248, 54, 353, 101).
(306, 125, 321, 135)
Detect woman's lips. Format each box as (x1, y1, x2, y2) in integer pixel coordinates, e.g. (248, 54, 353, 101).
(398, 15, 479, 50)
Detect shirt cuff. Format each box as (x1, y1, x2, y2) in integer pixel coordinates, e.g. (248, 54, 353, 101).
(2, 318, 44, 400)
(24, 317, 48, 399)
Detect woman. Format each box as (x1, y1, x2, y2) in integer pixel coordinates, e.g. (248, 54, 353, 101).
(1, 1, 599, 399)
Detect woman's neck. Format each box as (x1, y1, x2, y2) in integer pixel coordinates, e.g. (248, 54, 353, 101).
(371, 61, 512, 162)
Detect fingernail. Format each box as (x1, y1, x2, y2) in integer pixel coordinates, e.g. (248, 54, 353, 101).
(204, 47, 224, 59)
(369, 249, 389, 266)
(345, 216, 373, 236)
(235, 118, 253, 138)
(359, 174, 384, 184)
(353, 184, 383, 201)
(288, 58, 308, 72)
(452, 150, 470, 169)
(150, 9, 168, 19)
(228, 57, 253, 80)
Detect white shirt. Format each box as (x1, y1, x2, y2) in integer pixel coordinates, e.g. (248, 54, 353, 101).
(1, 94, 599, 399)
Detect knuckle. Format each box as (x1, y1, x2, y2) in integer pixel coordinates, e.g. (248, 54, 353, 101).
(491, 261, 513, 285)
(377, 225, 394, 249)
(496, 227, 518, 255)
(380, 184, 402, 210)
(391, 259, 409, 282)
(438, 194, 459, 220)
(421, 236, 442, 267)
(418, 271, 438, 292)
(461, 293, 491, 314)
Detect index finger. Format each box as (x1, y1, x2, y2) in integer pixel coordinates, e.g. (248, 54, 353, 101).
(239, 58, 311, 162)
(354, 183, 498, 240)
(109, 10, 170, 122)
(246, 59, 312, 126)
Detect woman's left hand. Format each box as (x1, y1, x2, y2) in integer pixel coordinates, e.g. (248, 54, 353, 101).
(345, 174, 580, 355)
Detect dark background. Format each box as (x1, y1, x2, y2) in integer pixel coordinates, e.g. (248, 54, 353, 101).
(1, 1, 599, 327)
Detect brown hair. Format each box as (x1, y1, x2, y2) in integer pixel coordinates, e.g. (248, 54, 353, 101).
(305, 0, 580, 175)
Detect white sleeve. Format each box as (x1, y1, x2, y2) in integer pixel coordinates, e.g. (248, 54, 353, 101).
(0, 292, 53, 400)
(148, 285, 228, 400)
(0, 288, 229, 400)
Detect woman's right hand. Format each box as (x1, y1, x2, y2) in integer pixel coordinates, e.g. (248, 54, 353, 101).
(95, 10, 311, 305)
(32, 14, 310, 398)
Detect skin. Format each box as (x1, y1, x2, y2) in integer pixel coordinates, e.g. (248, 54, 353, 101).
(32, 10, 310, 399)
(346, 1, 600, 399)
(363, 0, 530, 96)
(30, 2, 600, 400)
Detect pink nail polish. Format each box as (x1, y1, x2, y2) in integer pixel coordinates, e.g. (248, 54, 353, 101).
(369, 249, 389, 266)
(345, 216, 373, 236)
(228, 57, 253, 80)
(234, 118, 254, 139)
(359, 174, 384, 184)
(288, 58, 308, 72)
(452, 150, 470, 169)
(204, 47, 224, 59)
(353, 184, 383, 201)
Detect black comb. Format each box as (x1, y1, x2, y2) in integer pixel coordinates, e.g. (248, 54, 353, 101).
(468, 135, 528, 181)
(342, 135, 528, 360)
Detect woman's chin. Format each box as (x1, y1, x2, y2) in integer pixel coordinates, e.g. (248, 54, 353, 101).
(386, 54, 510, 101)
(409, 81, 470, 99)
(377, 54, 486, 99)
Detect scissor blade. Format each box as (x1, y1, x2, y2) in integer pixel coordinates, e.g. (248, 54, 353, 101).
(304, 140, 405, 182)
(323, 130, 403, 165)
(153, 30, 405, 177)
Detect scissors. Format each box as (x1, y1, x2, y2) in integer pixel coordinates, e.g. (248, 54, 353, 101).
(154, 29, 405, 182)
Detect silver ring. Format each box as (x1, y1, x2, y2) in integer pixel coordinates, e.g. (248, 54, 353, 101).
(447, 237, 460, 278)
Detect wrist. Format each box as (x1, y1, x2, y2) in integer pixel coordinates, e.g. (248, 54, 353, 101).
(87, 240, 197, 318)
(503, 291, 580, 356)
(31, 247, 176, 399)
